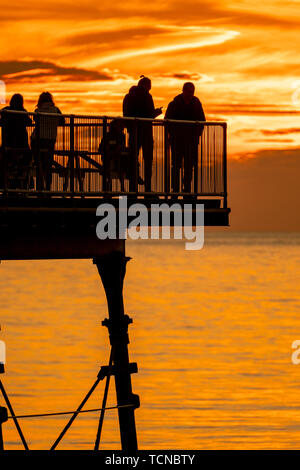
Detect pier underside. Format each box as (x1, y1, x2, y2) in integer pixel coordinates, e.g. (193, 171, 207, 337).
(0, 196, 230, 260)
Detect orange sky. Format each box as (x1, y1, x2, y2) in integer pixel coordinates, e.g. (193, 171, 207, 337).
(0, 0, 300, 229)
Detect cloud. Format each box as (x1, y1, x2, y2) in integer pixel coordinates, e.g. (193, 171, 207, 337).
(159, 72, 205, 80)
(236, 128, 300, 136)
(241, 62, 300, 77)
(62, 26, 171, 47)
(0, 60, 113, 83)
(87, 28, 239, 66)
(246, 138, 295, 143)
(208, 104, 299, 116)
(1, 0, 299, 29)
(261, 128, 300, 135)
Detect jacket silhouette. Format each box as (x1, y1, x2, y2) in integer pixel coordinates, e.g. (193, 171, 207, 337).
(123, 86, 160, 119)
(123, 77, 162, 192)
(98, 119, 130, 191)
(165, 93, 205, 124)
(33, 100, 64, 141)
(165, 87, 206, 193)
(31, 92, 64, 191)
(0, 94, 33, 189)
(0, 102, 32, 150)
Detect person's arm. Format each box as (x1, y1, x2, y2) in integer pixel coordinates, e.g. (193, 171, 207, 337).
(33, 108, 38, 123)
(146, 94, 156, 118)
(146, 94, 162, 119)
(0, 107, 8, 126)
(154, 107, 163, 118)
(164, 102, 175, 142)
(56, 108, 65, 125)
(195, 99, 206, 137)
(123, 95, 129, 117)
(195, 99, 206, 121)
(200, 103, 206, 121)
(24, 109, 33, 126)
(164, 102, 174, 120)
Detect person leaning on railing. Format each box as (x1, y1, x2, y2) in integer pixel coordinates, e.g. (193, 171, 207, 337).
(0, 93, 33, 190)
(165, 82, 206, 193)
(30, 92, 65, 191)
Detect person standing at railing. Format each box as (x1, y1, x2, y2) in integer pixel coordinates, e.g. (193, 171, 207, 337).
(31, 92, 64, 191)
(98, 119, 131, 191)
(165, 82, 206, 193)
(123, 76, 162, 192)
(0, 94, 33, 189)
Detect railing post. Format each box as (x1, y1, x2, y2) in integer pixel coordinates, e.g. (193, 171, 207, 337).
(200, 126, 203, 194)
(133, 120, 138, 193)
(35, 113, 42, 191)
(164, 122, 170, 193)
(102, 117, 108, 192)
(194, 122, 199, 194)
(70, 115, 75, 194)
(223, 123, 227, 209)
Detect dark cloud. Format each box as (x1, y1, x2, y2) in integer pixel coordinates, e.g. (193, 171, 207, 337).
(0, 60, 113, 83)
(63, 26, 170, 47)
(1, 0, 299, 29)
(159, 72, 203, 80)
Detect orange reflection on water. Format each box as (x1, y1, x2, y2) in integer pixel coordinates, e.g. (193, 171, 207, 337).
(1, 232, 300, 449)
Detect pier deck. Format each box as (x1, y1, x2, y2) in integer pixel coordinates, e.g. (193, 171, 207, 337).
(0, 112, 230, 259)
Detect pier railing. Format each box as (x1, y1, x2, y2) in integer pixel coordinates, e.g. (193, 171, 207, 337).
(0, 111, 227, 207)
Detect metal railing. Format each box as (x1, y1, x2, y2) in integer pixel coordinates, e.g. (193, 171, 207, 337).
(0, 110, 227, 206)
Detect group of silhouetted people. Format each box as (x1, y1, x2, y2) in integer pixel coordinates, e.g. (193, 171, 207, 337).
(121, 76, 206, 193)
(0, 92, 63, 190)
(0, 78, 205, 193)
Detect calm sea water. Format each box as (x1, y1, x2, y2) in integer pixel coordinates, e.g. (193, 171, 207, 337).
(1, 232, 300, 450)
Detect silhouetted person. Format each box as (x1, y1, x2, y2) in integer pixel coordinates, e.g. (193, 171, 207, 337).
(31, 92, 64, 191)
(99, 119, 130, 191)
(123, 76, 162, 192)
(0, 94, 32, 189)
(165, 82, 206, 193)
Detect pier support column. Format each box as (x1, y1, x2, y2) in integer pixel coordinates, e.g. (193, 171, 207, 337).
(0, 406, 8, 450)
(93, 251, 139, 452)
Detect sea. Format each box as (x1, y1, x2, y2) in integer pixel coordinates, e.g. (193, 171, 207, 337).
(1, 232, 300, 450)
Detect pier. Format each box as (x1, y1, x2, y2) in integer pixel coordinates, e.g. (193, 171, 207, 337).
(0, 111, 230, 450)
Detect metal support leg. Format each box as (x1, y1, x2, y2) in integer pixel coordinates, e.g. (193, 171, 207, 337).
(93, 252, 140, 452)
(0, 380, 29, 450)
(0, 406, 8, 451)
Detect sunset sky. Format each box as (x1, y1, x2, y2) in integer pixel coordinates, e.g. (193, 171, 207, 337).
(0, 0, 299, 229)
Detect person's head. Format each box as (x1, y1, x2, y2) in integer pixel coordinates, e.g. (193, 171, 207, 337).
(37, 91, 54, 107)
(9, 93, 24, 110)
(182, 82, 195, 103)
(138, 75, 151, 91)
